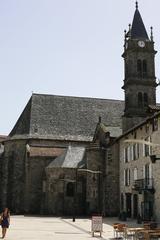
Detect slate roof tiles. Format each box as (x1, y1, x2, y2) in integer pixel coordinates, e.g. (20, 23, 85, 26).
(10, 93, 124, 142)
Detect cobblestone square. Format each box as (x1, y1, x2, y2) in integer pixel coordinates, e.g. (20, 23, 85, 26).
(3, 216, 139, 240)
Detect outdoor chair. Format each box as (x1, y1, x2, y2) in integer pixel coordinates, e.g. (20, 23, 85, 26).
(136, 231, 146, 240)
(116, 224, 127, 239)
(143, 223, 151, 230)
(113, 223, 120, 238)
(124, 228, 135, 240)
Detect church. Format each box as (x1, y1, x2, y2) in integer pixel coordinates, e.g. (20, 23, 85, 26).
(0, 2, 159, 218)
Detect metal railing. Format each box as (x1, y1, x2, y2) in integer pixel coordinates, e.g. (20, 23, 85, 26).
(134, 178, 154, 191)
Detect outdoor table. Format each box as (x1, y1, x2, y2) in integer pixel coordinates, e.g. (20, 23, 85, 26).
(137, 229, 160, 240)
(149, 231, 160, 239)
(125, 227, 145, 240)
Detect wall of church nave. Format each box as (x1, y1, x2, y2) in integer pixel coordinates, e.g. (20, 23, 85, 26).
(44, 168, 86, 216)
(23, 155, 53, 214)
(1, 140, 27, 213)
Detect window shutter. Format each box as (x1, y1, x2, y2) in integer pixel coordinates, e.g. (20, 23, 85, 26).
(143, 165, 145, 178)
(132, 145, 134, 160)
(134, 168, 138, 180)
(149, 136, 152, 155)
(128, 146, 130, 162)
(143, 143, 145, 157)
(149, 164, 152, 178)
(128, 169, 130, 186)
(124, 170, 126, 186)
(123, 148, 126, 163)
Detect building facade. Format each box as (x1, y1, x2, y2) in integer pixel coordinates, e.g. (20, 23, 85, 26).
(119, 111, 160, 221)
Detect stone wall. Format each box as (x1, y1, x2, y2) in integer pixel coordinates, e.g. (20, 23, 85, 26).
(86, 149, 104, 215)
(0, 136, 120, 216)
(1, 139, 27, 213)
(45, 168, 86, 215)
(105, 142, 120, 216)
(24, 155, 53, 214)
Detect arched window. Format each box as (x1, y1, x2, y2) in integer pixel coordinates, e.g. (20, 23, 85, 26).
(137, 59, 142, 75)
(144, 93, 148, 106)
(66, 182, 74, 197)
(138, 92, 143, 107)
(125, 96, 129, 109)
(143, 60, 147, 75)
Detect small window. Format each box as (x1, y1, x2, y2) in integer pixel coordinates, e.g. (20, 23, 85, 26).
(124, 169, 130, 186)
(128, 146, 132, 162)
(130, 145, 134, 161)
(152, 118, 158, 131)
(133, 144, 136, 160)
(145, 123, 150, 133)
(143, 60, 147, 74)
(138, 92, 143, 107)
(135, 143, 140, 159)
(137, 59, 142, 75)
(144, 164, 152, 186)
(143, 136, 152, 157)
(66, 182, 74, 197)
(125, 96, 129, 109)
(144, 93, 148, 107)
(124, 147, 128, 163)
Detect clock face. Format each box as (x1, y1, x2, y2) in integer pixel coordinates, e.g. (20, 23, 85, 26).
(138, 40, 145, 48)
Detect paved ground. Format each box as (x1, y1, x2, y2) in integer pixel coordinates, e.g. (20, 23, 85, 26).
(3, 215, 140, 240)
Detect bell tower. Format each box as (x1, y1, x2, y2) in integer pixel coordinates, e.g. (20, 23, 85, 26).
(122, 2, 157, 133)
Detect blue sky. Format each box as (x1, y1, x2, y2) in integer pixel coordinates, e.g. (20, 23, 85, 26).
(1, 0, 160, 135)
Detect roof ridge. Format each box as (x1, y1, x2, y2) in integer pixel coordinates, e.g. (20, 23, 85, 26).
(32, 92, 124, 103)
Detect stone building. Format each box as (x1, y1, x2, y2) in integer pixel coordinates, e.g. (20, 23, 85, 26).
(118, 110, 160, 221)
(0, 2, 159, 217)
(0, 94, 123, 215)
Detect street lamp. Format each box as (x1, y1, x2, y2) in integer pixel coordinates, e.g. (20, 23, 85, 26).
(150, 155, 160, 163)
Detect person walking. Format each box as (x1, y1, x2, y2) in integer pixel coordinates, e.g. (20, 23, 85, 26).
(1, 208, 10, 238)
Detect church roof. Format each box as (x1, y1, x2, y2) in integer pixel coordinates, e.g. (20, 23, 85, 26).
(9, 93, 124, 142)
(131, 8, 149, 40)
(46, 146, 85, 168)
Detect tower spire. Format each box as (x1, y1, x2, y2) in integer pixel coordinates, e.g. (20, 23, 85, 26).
(131, 2, 149, 40)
